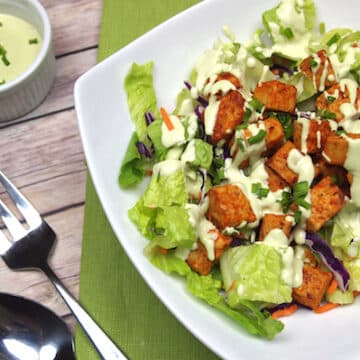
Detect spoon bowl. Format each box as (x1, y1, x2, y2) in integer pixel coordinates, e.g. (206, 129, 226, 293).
(0, 293, 75, 360)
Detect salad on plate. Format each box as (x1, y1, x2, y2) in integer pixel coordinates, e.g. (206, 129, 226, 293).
(119, 0, 360, 339)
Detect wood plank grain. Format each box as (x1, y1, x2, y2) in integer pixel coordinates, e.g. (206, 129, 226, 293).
(39, 0, 102, 57)
(0, 108, 85, 204)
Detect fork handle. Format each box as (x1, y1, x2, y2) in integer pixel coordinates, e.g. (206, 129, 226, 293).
(41, 263, 128, 360)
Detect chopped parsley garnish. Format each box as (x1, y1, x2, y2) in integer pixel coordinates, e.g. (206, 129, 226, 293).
(29, 38, 39, 45)
(251, 183, 269, 199)
(326, 33, 341, 47)
(280, 27, 294, 40)
(309, 59, 318, 68)
(326, 95, 336, 103)
(249, 98, 264, 113)
(0, 80, 5, 85)
(317, 109, 336, 120)
(248, 129, 266, 145)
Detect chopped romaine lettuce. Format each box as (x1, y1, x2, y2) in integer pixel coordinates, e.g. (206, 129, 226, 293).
(331, 202, 360, 258)
(143, 165, 187, 207)
(124, 62, 158, 142)
(187, 271, 284, 339)
(220, 244, 292, 306)
(118, 132, 146, 188)
(145, 244, 192, 276)
(181, 139, 213, 170)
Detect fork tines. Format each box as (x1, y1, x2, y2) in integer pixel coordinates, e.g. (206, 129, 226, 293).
(0, 171, 42, 241)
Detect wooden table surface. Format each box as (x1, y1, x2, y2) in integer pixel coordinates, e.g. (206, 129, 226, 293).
(0, 0, 102, 332)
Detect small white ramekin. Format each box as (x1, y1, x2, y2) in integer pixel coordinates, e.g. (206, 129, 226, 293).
(0, 0, 56, 123)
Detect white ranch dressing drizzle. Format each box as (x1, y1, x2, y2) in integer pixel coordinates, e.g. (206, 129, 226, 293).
(209, 80, 236, 96)
(204, 101, 220, 135)
(186, 198, 218, 261)
(181, 139, 196, 164)
(330, 43, 360, 79)
(161, 115, 185, 148)
(231, 122, 267, 168)
(267, 0, 311, 60)
(262, 229, 304, 287)
(296, 117, 311, 153)
(311, 52, 321, 89)
(318, 58, 329, 92)
(344, 136, 360, 206)
(338, 79, 360, 133)
(287, 149, 314, 244)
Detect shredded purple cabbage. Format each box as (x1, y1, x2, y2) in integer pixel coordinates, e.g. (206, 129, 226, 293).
(144, 111, 155, 126)
(197, 96, 209, 107)
(267, 302, 296, 314)
(270, 64, 294, 76)
(194, 106, 202, 119)
(230, 238, 243, 247)
(299, 112, 311, 120)
(184, 80, 192, 90)
(305, 232, 350, 291)
(183, 80, 209, 107)
(199, 169, 207, 201)
(136, 141, 153, 159)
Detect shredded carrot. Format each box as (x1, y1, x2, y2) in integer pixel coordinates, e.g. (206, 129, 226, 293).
(271, 304, 298, 319)
(146, 169, 153, 176)
(353, 291, 360, 297)
(160, 107, 174, 131)
(313, 302, 339, 314)
(327, 278, 338, 295)
(227, 280, 236, 292)
(159, 247, 167, 255)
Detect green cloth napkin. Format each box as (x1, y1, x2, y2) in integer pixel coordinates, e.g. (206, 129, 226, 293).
(75, 1, 220, 359)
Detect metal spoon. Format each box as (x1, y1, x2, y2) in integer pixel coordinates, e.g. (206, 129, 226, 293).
(0, 293, 75, 360)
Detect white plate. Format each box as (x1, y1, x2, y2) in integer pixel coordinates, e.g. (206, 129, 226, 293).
(74, 1, 360, 359)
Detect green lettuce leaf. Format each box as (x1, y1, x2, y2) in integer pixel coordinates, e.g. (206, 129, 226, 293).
(181, 139, 213, 170)
(143, 165, 187, 207)
(344, 260, 360, 291)
(153, 206, 196, 249)
(187, 271, 284, 339)
(145, 244, 191, 276)
(128, 197, 157, 239)
(147, 119, 168, 161)
(124, 62, 158, 142)
(220, 244, 292, 306)
(331, 202, 360, 258)
(326, 288, 354, 304)
(118, 132, 146, 188)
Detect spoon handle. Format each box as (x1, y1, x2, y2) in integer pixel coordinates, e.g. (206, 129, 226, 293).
(41, 263, 128, 360)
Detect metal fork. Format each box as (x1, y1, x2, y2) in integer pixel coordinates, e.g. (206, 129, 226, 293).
(0, 171, 127, 360)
